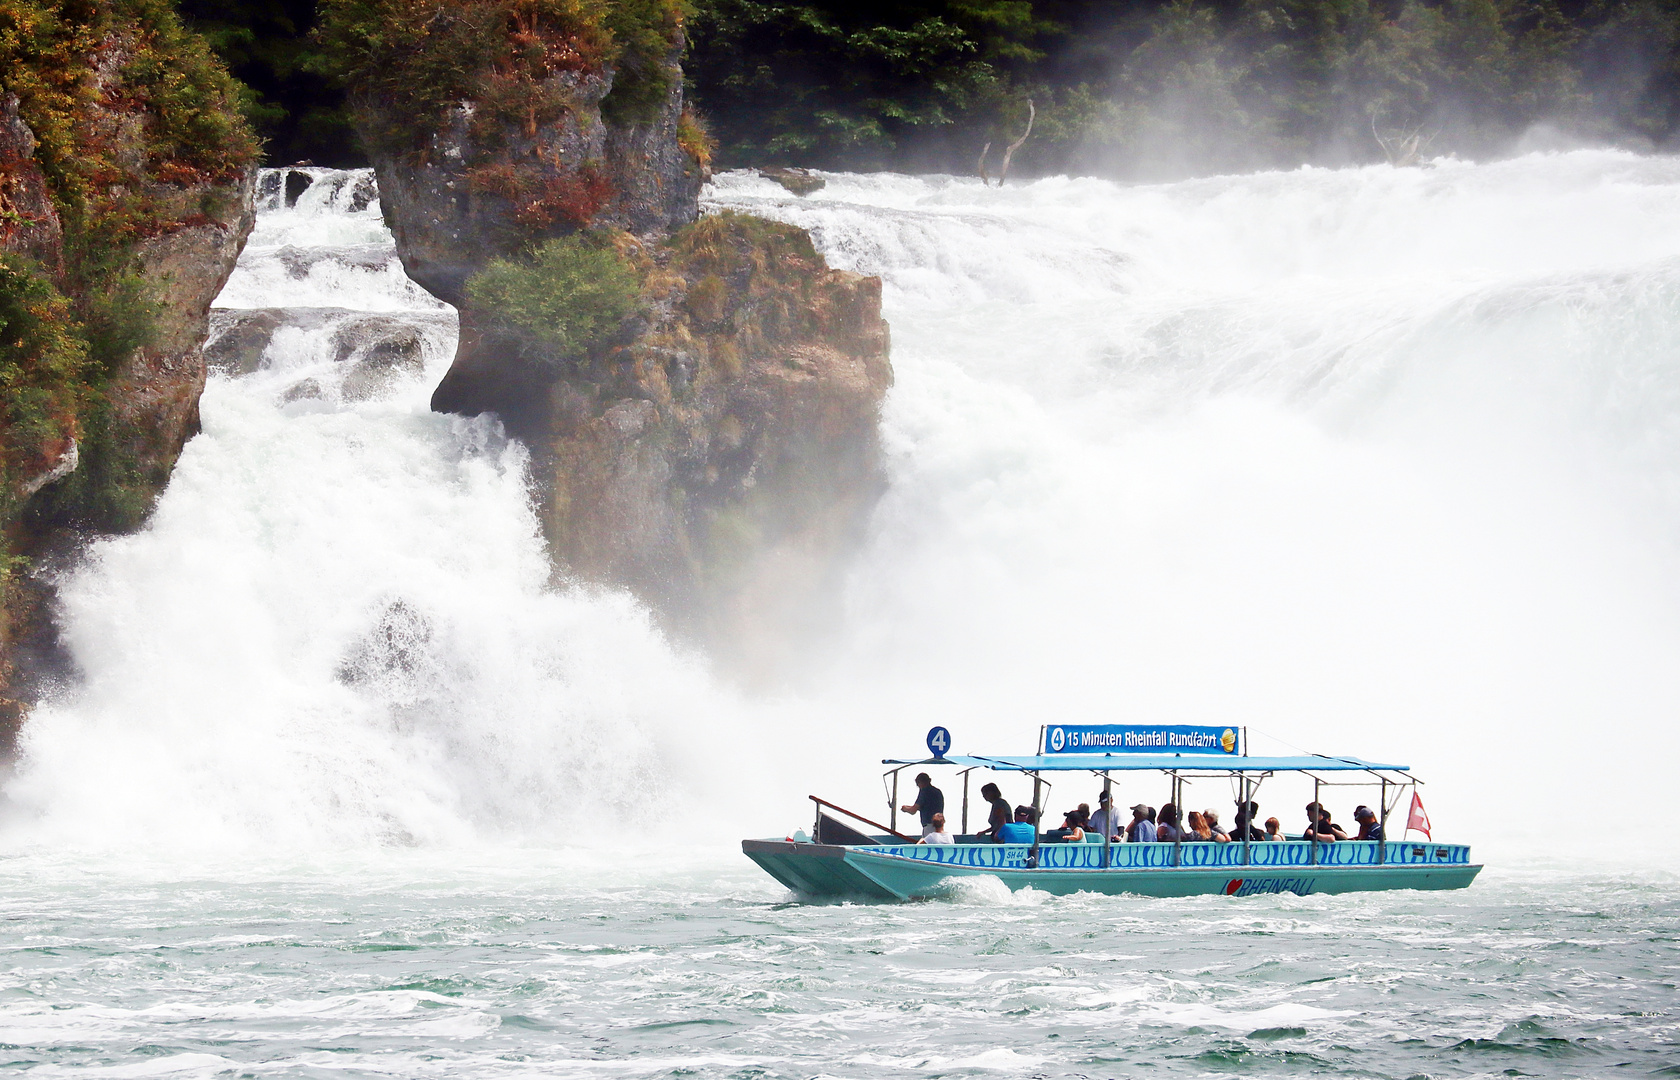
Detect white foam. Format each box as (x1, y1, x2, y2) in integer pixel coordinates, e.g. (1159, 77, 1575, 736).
(9, 155, 1680, 864)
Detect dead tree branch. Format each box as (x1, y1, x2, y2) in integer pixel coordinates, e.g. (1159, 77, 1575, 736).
(996, 99, 1035, 186)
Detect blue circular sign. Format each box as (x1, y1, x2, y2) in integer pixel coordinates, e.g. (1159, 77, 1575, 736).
(926, 726, 952, 758)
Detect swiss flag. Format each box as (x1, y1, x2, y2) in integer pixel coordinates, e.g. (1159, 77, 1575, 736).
(1407, 792, 1432, 839)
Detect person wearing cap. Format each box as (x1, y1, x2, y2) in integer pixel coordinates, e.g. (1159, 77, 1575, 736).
(1088, 791, 1123, 841)
(997, 806, 1037, 843)
(1203, 809, 1231, 844)
(1353, 805, 1385, 843)
(977, 782, 1013, 842)
(918, 812, 955, 845)
(1128, 803, 1157, 843)
(900, 772, 945, 836)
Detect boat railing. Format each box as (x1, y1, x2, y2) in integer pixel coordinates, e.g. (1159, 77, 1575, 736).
(854, 839, 1471, 871)
(809, 795, 915, 843)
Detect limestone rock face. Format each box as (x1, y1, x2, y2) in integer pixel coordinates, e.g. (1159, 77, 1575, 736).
(437, 216, 892, 663)
(364, 41, 702, 306)
(107, 171, 257, 498)
(357, 27, 891, 669)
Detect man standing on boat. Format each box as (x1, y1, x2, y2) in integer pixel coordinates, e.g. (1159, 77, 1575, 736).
(1089, 791, 1124, 841)
(901, 772, 945, 837)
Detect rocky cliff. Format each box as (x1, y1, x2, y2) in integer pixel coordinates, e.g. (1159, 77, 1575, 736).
(329, 0, 892, 668)
(0, 0, 259, 752)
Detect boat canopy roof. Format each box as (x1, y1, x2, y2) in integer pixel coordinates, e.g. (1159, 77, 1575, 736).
(881, 753, 1409, 774)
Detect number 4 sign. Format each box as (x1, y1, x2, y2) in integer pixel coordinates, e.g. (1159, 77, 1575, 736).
(926, 726, 952, 758)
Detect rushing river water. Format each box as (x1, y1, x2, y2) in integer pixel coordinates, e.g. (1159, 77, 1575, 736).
(5, 155, 1680, 1076)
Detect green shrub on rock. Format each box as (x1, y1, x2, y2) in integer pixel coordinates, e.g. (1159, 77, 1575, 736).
(465, 233, 642, 357)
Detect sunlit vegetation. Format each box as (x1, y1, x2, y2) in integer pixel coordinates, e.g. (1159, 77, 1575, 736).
(466, 232, 643, 356)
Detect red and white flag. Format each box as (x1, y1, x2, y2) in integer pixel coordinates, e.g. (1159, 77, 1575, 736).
(1406, 792, 1432, 839)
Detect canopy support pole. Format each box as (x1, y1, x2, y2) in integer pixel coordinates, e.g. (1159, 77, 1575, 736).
(1172, 774, 1182, 868)
(1311, 777, 1320, 865)
(1102, 772, 1113, 869)
(1242, 774, 1252, 867)
(1029, 774, 1043, 868)
(890, 770, 900, 834)
(1378, 777, 1388, 865)
(962, 769, 971, 835)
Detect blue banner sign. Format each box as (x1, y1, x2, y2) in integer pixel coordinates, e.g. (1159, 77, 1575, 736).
(1044, 724, 1240, 755)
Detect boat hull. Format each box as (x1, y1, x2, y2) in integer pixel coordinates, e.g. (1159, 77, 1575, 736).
(743, 838, 1482, 900)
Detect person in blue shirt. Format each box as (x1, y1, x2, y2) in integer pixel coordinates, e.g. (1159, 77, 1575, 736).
(997, 805, 1037, 843)
(1353, 805, 1385, 843)
(1128, 804, 1158, 843)
(900, 772, 945, 836)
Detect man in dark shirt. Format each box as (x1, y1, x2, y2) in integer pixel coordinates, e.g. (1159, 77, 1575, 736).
(1303, 802, 1346, 842)
(901, 772, 945, 836)
(1353, 805, 1385, 842)
(1232, 800, 1265, 842)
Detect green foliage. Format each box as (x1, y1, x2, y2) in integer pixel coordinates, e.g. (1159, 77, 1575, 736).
(683, 0, 1680, 175)
(177, 0, 359, 164)
(601, 0, 684, 123)
(1, 0, 254, 542)
(313, 0, 685, 154)
(466, 233, 642, 356)
(0, 255, 87, 521)
(685, 0, 1046, 167)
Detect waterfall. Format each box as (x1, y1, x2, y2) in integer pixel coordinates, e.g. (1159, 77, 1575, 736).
(7, 154, 1679, 862)
(5, 169, 736, 850)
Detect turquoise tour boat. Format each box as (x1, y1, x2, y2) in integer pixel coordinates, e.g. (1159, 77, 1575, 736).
(744, 724, 1481, 900)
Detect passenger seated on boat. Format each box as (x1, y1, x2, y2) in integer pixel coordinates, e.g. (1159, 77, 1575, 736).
(900, 772, 946, 837)
(1303, 803, 1347, 842)
(1156, 803, 1183, 843)
(918, 813, 955, 846)
(997, 808, 1037, 843)
(1186, 811, 1213, 841)
(1203, 810, 1232, 843)
(1233, 801, 1266, 842)
(1353, 805, 1385, 843)
(1088, 791, 1124, 840)
(978, 782, 1013, 842)
(1263, 817, 1283, 841)
(1128, 804, 1157, 843)
(1046, 810, 1086, 843)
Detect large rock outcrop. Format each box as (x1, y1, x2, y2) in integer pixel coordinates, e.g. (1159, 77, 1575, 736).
(364, 39, 702, 305)
(1, 0, 259, 753)
(346, 8, 892, 668)
(439, 215, 892, 666)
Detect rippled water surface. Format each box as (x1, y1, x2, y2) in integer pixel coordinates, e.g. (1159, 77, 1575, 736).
(3, 856, 1676, 1078)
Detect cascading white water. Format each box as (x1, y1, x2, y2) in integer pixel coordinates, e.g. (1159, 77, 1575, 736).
(5, 169, 739, 851)
(7, 153, 1679, 862)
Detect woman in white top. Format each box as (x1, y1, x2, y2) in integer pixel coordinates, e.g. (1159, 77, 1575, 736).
(918, 812, 955, 845)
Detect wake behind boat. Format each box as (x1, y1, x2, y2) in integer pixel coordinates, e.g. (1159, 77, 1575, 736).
(744, 724, 1481, 900)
